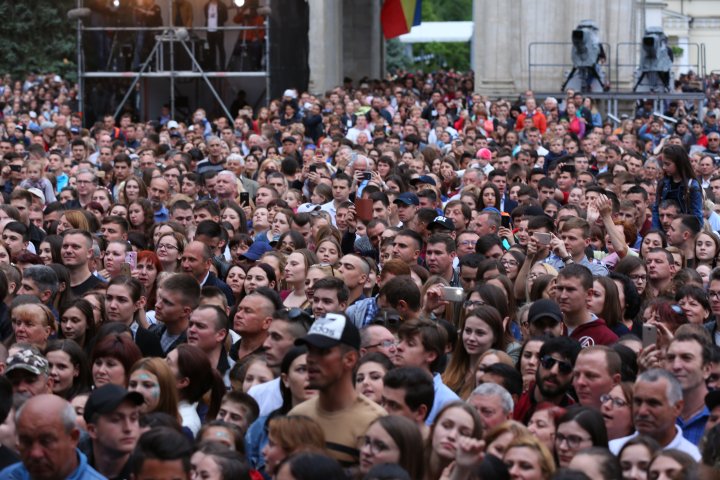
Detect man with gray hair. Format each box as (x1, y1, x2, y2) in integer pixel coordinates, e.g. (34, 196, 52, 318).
(18, 265, 58, 308)
(468, 383, 514, 434)
(609, 368, 701, 459)
(215, 170, 240, 202)
(0, 394, 104, 479)
(226, 153, 258, 197)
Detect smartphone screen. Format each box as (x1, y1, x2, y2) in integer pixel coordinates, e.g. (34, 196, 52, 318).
(642, 324, 657, 348)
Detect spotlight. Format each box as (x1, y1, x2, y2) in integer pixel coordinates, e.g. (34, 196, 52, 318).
(234, 0, 245, 7)
(113, 0, 119, 6)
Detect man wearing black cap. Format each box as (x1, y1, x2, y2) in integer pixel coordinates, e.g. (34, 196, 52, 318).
(82, 384, 143, 480)
(289, 313, 386, 466)
(527, 299, 565, 337)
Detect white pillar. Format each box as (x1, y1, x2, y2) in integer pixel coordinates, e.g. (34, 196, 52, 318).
(308, 0, 343, 94)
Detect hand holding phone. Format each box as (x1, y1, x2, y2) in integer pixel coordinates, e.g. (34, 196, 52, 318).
(533, 232, 552, 246)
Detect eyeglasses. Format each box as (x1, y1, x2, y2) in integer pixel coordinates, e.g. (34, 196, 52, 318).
(629, 274, 647, 282)
(360, 436, 390, 455)
(156, 243, 179, 251)
(709, 290, 720, 299)
(600, 394, 628, 409)
(464, 299, 485, 309)
(555, 433, 590, 449)
(540, 355, 573, 375)
(459, 240, 477, 248)
(501, 259, 518, 267)
(364, 339, 398, 350)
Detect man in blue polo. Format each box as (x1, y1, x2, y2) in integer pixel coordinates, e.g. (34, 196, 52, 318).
(1, 394, 105, 479)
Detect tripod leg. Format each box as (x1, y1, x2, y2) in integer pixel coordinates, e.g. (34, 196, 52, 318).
(633, 72, 646, 92)
(561, 68, 577, 92)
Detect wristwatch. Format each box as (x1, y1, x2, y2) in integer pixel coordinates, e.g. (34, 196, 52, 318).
(562, 255, 573, 263)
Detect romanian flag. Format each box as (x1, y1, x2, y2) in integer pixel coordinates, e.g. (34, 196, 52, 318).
(381, 0, 422, 39)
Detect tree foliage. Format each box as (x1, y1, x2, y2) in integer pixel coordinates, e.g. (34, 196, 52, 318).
(0, 0, 77, 78)
(407, 0, 472, 72)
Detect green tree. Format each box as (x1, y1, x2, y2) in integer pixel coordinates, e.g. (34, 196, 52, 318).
(0, 0, 76, 78)
(406, 0, 472, 71)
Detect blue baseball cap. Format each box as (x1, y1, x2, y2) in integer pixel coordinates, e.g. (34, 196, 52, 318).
(393, 192, 420, 206)
(409, 175, 437, 186)
(240, 242, 273, 261)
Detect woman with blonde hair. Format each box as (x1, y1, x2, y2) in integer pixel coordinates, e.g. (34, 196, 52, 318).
(56, 210, 91, 235)
(525, 263, 558, 303)
(261, 416, 326, 477)
(486, 420, 532, 459)
(503, 434, 556, 480)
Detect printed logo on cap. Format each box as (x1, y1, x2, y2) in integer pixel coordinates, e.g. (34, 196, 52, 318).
(308, 313, 346, 340)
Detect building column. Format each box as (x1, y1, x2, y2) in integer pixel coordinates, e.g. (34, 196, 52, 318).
(307, 0, 343, 94)
(473, 0, 519, 95)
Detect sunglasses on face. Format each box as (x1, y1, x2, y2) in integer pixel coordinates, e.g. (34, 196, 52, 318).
(540, 355, 573, 374)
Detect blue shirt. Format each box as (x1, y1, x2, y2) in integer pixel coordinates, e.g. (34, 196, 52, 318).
(426, 373, 460, 425)
(0, 449, 106, 480)
(677, 406, 709, 446)
(154, 205, 169, 223)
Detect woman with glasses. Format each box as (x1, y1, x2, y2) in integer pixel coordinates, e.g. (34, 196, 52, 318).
(155, 231, 185, 273)
(500, 250, 525, 282)
(601, 382, 634, 441)
(615, 256, 649, 301)
(282, 249, 318, 309)
(358, 415, 424, 479)
(554, 405, 608, 468)
(443, 305, 507, 399)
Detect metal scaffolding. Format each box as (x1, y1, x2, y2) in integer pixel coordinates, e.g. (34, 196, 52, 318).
(73, 0, 270, 123)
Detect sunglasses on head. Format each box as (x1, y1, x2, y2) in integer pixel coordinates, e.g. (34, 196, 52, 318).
(372, 311, 402, 330)
(540, 355, 573, 374)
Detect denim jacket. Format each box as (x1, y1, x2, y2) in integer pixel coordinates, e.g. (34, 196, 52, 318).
(651, 177, 703, 232)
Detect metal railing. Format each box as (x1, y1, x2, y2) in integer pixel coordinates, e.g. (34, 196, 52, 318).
(528, 41, 612, 91)
(74, 0, 271, 121)
(614, 41, 706, 89)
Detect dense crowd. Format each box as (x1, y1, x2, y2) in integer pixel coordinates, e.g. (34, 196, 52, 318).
(2, 67, 720, 480)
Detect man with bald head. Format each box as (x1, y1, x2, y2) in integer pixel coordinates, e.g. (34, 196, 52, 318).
(0, 394, 104, 479)
(360, 324, 397, 357)
(149, 176, 170, 222)
(181, 240, 234, 306)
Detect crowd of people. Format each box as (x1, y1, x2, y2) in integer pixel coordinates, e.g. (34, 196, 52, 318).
(2, 67, 720, 480)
